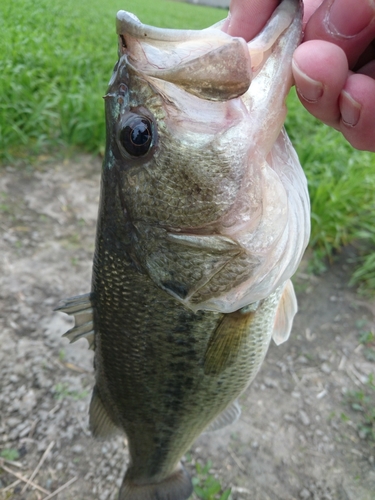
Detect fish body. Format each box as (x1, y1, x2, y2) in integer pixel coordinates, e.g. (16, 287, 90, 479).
(58, 1, 310, 499)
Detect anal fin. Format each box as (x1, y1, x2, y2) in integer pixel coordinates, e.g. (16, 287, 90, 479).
(55, 293, 95, 349)
(204, 400, 241, 433)
(272, 279, 297, 345)
(89, 387, 120, 439)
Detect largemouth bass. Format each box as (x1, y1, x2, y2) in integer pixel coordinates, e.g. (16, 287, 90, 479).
(58, 0, 310, 499)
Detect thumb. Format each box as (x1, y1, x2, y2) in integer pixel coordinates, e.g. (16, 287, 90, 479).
(222, 0, 279, 41)
(304, 0, 375, 68)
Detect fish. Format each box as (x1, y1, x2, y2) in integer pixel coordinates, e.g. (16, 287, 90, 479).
(57, 0, 310, 499)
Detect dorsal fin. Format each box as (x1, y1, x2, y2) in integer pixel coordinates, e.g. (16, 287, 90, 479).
(272, 279, 297, 345)
(55, 293, 95, 349)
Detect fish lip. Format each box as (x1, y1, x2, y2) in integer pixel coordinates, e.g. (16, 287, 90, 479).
(245, 0, 303, 72)
(116, 1, 303, 42)
(116, 10, 231, 42)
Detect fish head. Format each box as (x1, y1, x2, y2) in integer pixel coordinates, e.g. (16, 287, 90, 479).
(103, 14, 254, 229)
(101, 0, 310, 313)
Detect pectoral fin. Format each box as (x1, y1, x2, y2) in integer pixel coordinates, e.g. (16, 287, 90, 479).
(272, 279, 297, 345)
(204, 309, 255, 375)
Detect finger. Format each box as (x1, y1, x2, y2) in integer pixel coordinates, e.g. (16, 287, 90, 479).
(339, 73, 375, 151)
(304, 0, 375, 68)
(292, 40, 348, 128)
(302, 0, 324, 27)
(223, 0, 280, 41)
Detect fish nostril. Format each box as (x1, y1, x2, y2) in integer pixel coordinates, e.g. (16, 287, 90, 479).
(117, 84, 128, 105)
(119, 83, 127, 95)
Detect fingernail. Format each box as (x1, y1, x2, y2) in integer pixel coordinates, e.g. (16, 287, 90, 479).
(292, 60, 324, 103)
(328, 0, 375, 37)
(221, 13, 231, 33)
(340, 90, 362, 126)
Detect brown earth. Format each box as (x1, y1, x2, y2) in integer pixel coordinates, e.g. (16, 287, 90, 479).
(0, 154, 374, 500)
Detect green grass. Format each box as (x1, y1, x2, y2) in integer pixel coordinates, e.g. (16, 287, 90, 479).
(286, 90, 375, 292)
(1, 0, 374, 290)
(349, 245, 375, 294)
(0, 448, 20, 462)
(192, 461, 232, 500)
(53, 382, 89, 400)
(358, 327, 375, 363)
(0, 0, 224, 159)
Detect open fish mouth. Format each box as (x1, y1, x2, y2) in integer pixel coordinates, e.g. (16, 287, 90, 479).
(116, 0, 301, 96)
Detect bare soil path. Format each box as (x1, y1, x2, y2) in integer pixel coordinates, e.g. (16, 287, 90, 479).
(0, 155, 374, 500)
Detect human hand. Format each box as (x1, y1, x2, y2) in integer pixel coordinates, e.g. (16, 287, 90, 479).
(224, 0, 375, 152)
(222, 0, 280, 41)
(293, 0, 375, 151)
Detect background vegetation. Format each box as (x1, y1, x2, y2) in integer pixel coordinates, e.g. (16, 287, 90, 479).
(1, 0, 374, 291)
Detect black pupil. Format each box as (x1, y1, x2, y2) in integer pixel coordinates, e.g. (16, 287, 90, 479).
(120, 117, 152, 157)
(131, 122, 149, 146)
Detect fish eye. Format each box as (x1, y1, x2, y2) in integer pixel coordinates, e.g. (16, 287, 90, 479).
(118, 114, 153, 157)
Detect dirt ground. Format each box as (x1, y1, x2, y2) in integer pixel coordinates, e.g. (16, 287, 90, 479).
(0, 154, 374, 500)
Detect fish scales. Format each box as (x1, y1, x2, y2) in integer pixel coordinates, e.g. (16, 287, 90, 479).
(92, 219, 280, 479)
(57, 1, 310, 499)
